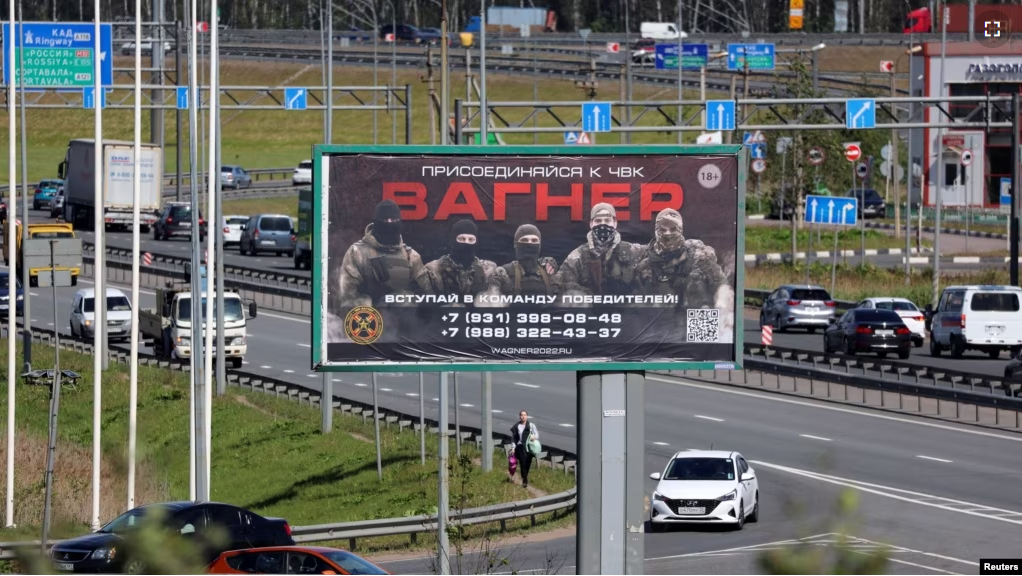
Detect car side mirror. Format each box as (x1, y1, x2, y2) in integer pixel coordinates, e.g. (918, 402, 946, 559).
(162, 303, 171, 317)
(249, 302, 258, 319)
(924, 304, 933, 317)
(829, 317, 837, 324)
(240, 224, 247, 231)
(184, 265, 191, 284)
(57, 160, 67, 180)
(649, 472, 661, 481)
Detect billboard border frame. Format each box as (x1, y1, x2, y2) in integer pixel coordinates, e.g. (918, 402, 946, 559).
(311, 144, 746, 373)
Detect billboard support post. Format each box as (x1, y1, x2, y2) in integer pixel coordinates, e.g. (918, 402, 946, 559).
(454, 372, 461, 457)
(437, 372, 451, 575)
(481, 372, 492, 472)
(321, 372, 332, 434)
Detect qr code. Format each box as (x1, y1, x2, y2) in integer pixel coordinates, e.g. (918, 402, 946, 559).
(686, 309, 720, 342)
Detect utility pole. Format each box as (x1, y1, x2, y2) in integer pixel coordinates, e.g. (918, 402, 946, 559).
(575, 57, 598, 100)
(17, 10, 31, 372)
(326, 0, 333, 144)
(440, 0, 449, 145)
(933, 1, 947, 307)
(891, 65, 900, 240)
(152, 0, 166, 156)
(623, 0, 631, 144)
(424, 45, 437, 145)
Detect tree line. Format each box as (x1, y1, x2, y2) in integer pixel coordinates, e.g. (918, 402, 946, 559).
(4, 0, 1018, 35)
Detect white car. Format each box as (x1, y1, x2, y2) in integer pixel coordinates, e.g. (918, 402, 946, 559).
(293, 160, 312, 185)
(224, 215, 249, 246)
(70, 287, 133, 342)
(649, 450, 759, 532)
(853, 297, 926, 348)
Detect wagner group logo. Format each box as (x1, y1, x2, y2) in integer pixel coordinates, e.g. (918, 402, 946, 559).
(977, 9, 1012, 48)
(344, 306, 383, 345)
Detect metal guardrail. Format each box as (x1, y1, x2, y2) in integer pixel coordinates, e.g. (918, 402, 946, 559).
(0, 168, 295, 195)
(0, 318, 578, 560)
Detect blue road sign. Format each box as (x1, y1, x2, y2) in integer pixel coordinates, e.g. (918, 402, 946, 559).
(742, 131, 766, 145)
(749, 143, 766, 159)
(727, 43, 775, 71)
(3, 22, 113, 89)
(705, 100, 735, 131)
(846, 98, 876, 129)
(805, 194, 858, 226)
(654, 43, 708, 70)
(582, 102, 612, 133)
(284, 87, 307, 110)
(82, 86, 105, 109)
(176, 87, 189, 109)
(1001, 178, 1012, 208)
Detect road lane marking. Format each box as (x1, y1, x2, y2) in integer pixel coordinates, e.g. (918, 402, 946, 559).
(283, 369, 295, 374)
(800, 434, 832, 442)
(514, 382, 540, 388)
(332, 378, 343, 383)
(868, 554, 961, 575)
(260, 365, 272, 369)
(647, 375, 1022, 444)
(751, 459, 1022, 526)
(306, 374, 317, 378)
(559, 423, 574, 427)
(693, 415, 723, 422)
(405, 393, 418, 397)
(354, 382, 367, 387)
(296, 343, 311, 348)
(916, 455, 953, 463)
(653, 441, 670, 446)
(491, 409, 503, 413)
(459, 403, 473, 407)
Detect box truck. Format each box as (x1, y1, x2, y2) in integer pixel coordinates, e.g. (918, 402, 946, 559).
(57, 138, 163, 232)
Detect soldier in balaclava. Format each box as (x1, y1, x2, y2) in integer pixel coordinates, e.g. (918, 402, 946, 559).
(337, 198, 425, 308)
(635, 208, 727, 310)
(416, 219, 497, 305)
(558, 203, 644, 301)
(481, 224, 561, 304)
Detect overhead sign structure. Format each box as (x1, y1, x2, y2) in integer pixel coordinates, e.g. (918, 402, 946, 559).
(961, 148, 974, 166)
(3, 22, 114, 88)
(808, 147, 825, 165)
(284, 87, 307, 110)
(844, 143, 862, 162)
(706, 100, 736, 131)
(805, 195, 858, 226)
(751, 159, 767, 173)
(311, 145, 745, 372)
(846, 98, 876, 129)
(564, 131, 592, 144)
(654, 43, 709, 70)
(582, 102, 613, 133)
(726, 43, 776, 71)
(176, 86, 189, 110)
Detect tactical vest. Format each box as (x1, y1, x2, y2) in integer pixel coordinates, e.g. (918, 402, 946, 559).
(577, 244, 636, 295)
(504, 261, 551, 295)
(646, 250, 695, 309)
(441, 257, 488, 296)
(365, 245, 416, 304)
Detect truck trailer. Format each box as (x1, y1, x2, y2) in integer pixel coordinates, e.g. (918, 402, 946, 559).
(57, 138, 163, 232)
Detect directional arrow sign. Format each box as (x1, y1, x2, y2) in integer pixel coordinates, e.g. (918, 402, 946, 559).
(284, 87, 307, 110)
(176, 86, 189, 109)
(805, 194, 857, 226)
(582, 102, 612, 133)
(3, 22, 113, 89)
(706, 100, 736, 131)
(846, 98, 876, 129)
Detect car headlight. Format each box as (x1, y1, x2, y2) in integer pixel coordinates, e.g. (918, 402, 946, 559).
(719, 489, 737, 501)
(90, 547, 117, 560)
(231, 336, 246, 346)
(177, 337, 190, 346)
(652, 491, 666, 502)
(16, 295, 22, 301)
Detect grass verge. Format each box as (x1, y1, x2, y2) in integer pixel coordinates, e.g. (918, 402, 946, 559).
(745, 226, 926, 254)
(223, 195, 299, 220)
(0, 337, 575, 553)
(873, 218, 1008, 236)
(745, 262, 1008, 305)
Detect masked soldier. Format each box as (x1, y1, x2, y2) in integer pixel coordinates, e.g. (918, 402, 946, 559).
(337, 198, 425, 308)
(416, 220, 497, 305)
(481, 224, 560, 305)
(558, 203, 644, 301)
(636, 208, 728, 310)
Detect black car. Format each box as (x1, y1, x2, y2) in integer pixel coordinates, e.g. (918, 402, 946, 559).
(823, 308, 912, 359)
(49, 501, 294, 574)
(0, 198, 6, 222)
(845, 188, 886, 219)
(154, 202, 207, 241)
(379, 23, 441, 45)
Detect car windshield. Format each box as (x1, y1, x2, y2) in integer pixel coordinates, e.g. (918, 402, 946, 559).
(971, 292, 1020, 312)
(221, 166, 235, 173)
(791, 289, 830, 301)
(298, 161, 313, 170)
(863, 190, 882, 202)
(169, 206, 191, 218)
(855, 309, 902, 323)
(260, 217, 292, 232)
(39, 180, 62, 189)
(0, 273, 21, 289)
(227, 217, 249, 226)
(83, 296, 132, 313)
(321, 551, 388, 575)
(874, 300, 918, 312)
(177, 297, 245, 322)
(30, 231, 74, 239)
(663, 457, 735, 481)
(98, 505, 172, 533)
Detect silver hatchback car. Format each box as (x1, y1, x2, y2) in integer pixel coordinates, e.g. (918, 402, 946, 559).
(239, 213, 296, 257)
(760, 284, 837, 333)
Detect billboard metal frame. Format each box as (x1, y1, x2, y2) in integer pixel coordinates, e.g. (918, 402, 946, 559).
(311, 144, 748, 373)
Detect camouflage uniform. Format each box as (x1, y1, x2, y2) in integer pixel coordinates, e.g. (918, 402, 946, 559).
(558, 203, 644, 303)
(415, 219, 496, 306)
(635, 208, 727, 309)
(481, 224, 561, 307)
(337, 222, 426, 308)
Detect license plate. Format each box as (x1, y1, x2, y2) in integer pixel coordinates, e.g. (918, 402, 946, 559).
(676, 507, 705, 515)
(877, 329, 893, 336)
(987, 326, 1004, 335)
(261, 240, 275, 245)
(806, 306, 818, 311)
(55, 563, 74, 571)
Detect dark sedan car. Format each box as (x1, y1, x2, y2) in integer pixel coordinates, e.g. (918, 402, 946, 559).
(49, 501, 294, 574)
(0, 271, 24, 318)
(823, 308, 912, 359)
(154, 202, 207, 241)
(845, 188, 886, 219)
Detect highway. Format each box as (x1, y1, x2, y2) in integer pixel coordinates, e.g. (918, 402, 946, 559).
(8, 264, 1021, 574)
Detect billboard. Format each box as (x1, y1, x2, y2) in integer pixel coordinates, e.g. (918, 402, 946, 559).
(312, 146, 746, 372)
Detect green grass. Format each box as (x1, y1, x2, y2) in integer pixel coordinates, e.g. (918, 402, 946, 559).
(874, 217, 1008, 236)
(744, 226, 926, 254)
(0, 57, 712, 184)
(0, 338, 575, 551)
(223, 194, 299, 219)
(745, 262, 1009, 305)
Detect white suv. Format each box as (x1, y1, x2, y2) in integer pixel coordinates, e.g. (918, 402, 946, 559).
(292, 160, 312, 186)
(928, 285, 1022, 359)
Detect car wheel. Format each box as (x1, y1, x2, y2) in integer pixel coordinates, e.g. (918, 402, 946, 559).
(123, 558, 147, 574)
(649, 518, 664, 533)
(294, 256, 302, 270)
(748, 494, 759, 523)
(989, 348, 1001, 360)
(845, 336, 856, 356)
(877, 351, 887, 359)
(733, 501, 745, 531)
(951, 336, 965, 358)
(914, 338, 924, 349)
(32, 202, 39, 210)
(231, 357, 243, 369)
(276, 251, 282, 257)
(287, 250, 295, 258)
(898, 347, 910, 360)
(772, 314, 784, 333)
(929, 335, 942, 357)
(822, 334, 831, 354)
(807, 327, 816, 334)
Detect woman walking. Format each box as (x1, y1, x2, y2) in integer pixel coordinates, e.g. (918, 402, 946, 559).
(510, 411, 539, 488)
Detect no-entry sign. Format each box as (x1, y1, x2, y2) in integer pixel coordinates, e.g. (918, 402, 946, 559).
(844, 144, 862, 162)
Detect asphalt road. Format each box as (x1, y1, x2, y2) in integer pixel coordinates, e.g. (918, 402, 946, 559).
(8, 269, 1021, 574)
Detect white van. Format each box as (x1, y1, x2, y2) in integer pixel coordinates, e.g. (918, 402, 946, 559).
(640, 22, 688, 40)
(70, 287, 134, 342)
(928, 285, 1022, 358)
